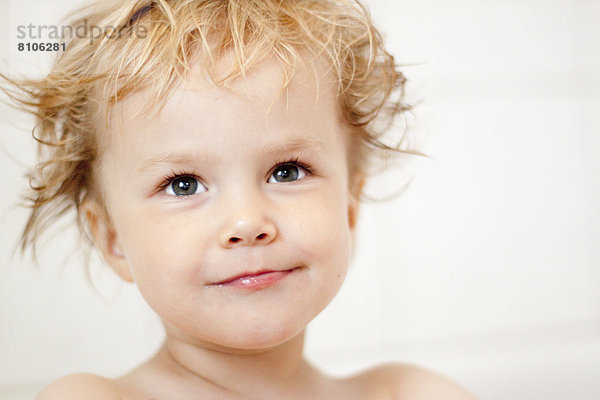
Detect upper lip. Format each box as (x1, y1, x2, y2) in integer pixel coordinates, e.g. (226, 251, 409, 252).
(208, 267, 298, 286)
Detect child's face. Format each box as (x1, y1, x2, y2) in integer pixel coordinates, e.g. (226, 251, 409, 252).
(89, 57, 359, 349)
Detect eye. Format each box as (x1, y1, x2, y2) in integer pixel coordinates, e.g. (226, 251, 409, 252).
(268, 161, 310, 183)
(164, 175, 207, 196)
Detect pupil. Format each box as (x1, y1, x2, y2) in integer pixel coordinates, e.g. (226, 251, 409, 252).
(178, 181, 189, 190)
(276, 165, 298, 182)
(173, 177, 197, 195)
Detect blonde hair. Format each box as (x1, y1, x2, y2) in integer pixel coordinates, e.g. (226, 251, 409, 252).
(1, 0, 411, 263)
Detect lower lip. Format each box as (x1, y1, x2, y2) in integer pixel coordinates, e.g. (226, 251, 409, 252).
(213, 268, 298, 290)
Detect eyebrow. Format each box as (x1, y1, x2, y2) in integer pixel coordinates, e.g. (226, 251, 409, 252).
(136, 137, 325, 174)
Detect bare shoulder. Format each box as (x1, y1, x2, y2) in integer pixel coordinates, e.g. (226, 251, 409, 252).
(35, 373, 122, 400)
(353, 362, 478, 400)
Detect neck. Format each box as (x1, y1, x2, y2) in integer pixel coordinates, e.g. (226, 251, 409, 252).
(155, 323, 318, 398)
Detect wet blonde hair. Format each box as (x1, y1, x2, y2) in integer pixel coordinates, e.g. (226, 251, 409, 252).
(1, 0, 410, 262)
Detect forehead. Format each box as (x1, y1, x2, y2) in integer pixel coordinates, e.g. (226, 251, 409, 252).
(93, 54, 352, 173)
(99, 53, 346, 149)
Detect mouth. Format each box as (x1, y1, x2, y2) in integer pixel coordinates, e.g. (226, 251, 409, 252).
(207, 267, 301, 290)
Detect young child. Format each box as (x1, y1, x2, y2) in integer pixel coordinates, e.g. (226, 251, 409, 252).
(4, 0, 477, 398)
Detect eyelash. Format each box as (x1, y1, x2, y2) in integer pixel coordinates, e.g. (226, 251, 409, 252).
(272, 156, 314, 177)
(157, 169, 202, 194)
(156, 157, 314, 194)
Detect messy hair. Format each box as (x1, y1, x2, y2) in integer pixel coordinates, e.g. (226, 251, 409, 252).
(1, 0, 411, 262)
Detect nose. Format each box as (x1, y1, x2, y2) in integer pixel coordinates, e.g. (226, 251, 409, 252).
(218, 201, 278, 249)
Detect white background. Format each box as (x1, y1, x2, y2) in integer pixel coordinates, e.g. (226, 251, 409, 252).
(1, 0, 599, 399)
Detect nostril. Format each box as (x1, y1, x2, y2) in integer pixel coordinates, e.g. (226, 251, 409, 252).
(225, 232, 271, 246)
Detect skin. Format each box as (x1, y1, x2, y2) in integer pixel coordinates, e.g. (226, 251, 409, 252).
(36, 57, 477, 400)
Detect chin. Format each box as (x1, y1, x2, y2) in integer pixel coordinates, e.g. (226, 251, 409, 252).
(223, 318, 306, 350)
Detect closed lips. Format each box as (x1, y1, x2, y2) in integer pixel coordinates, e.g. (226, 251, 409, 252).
(209, 267, 300, 286)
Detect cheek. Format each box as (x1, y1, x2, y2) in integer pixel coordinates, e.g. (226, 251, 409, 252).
(116, 213, 213, 325)
(113, 205, 210, 286)
(291, 200, 351, 319)
(286, 186, 353, 278)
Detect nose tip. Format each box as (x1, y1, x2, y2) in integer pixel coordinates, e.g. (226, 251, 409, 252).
(220, 221, 277, 248)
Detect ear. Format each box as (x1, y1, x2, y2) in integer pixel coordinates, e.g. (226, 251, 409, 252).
(348, 173, 365, 231)
(81, 198, 134, 283)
